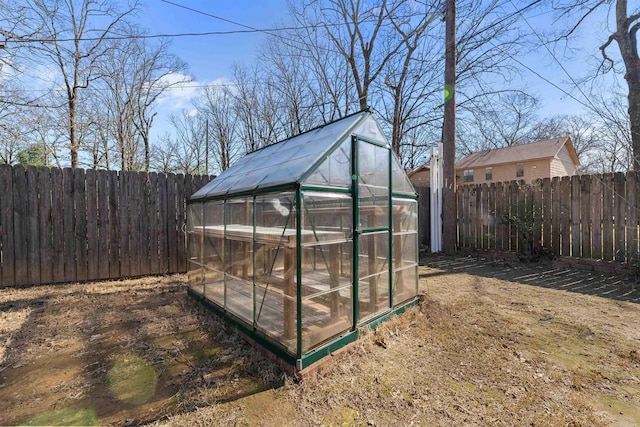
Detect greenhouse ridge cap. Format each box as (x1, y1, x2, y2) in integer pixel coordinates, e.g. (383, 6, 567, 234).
(244, 107, 374, 156)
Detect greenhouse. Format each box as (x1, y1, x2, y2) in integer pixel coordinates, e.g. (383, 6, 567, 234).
(186, 109, 419, 372)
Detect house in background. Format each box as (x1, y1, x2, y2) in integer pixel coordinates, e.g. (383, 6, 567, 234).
(408, 164, 431, 188)
(456, 136, 580, 185)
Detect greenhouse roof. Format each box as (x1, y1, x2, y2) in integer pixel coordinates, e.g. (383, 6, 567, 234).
(191, 109, 389, 200)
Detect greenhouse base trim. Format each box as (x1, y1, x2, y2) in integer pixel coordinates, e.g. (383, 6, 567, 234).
(188, 287, 419, 375)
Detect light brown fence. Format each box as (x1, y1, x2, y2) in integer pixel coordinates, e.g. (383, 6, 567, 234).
(0, 164, 214, 287)
(457, 172, 640, 261)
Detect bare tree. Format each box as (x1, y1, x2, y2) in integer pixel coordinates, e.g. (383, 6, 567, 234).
(2, 0, 139, 168)
(123, 30, 188, 171)
(458, 92, 541, 153)
(200, 86, 240, 173)
(552, 0, 639, 169)
(232, 64, 283, 152)
(162, 110, 207, 175)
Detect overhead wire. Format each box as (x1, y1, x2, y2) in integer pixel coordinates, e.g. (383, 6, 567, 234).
(507, 0, 640, 173)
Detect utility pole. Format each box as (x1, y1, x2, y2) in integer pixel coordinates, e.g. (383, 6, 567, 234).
(442, 0, 457, 254)
(205, 118, 209, 175)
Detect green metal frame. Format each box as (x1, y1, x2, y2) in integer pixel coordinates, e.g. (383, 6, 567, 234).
(351, 135, 360, 325)
(188, 124, 420, 371)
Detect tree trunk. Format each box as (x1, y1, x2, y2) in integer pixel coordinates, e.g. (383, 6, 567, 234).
(69, 96, 78, 168)
(442, 0, 457, 255)
(615, 0, 640, 169)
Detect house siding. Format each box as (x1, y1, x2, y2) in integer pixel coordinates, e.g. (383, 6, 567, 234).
(550, 146, 577, 177)
(457, 159, 551, 185)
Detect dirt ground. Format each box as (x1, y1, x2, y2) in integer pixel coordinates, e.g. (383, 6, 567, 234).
(1, 255, 639, 426)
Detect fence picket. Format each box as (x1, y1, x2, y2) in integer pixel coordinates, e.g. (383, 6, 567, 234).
(580, 175, 591, 258)
(551, 178, 561, 256)
(559, 177, 571, 256)
(541, 178, 551, 250)
(130, 171, 141, 276)
(108, 171, 120, 279)
(157, 173, 169, 273)
(0, 164, 15, 286)
(51, 168, 65, 283)
(176, 175, 187, 272)
(38, 167, 53, 285)
(119, 171, 131, 277)
(496, 182, 506, 251)
(626, 172, 639, 262)
(590, 174, 603, 260)
(488, 183, 495, 250)
(86, 169, 99, 280)
(614, 172, 626, 261)
(26, 167, 41, 285)
(13, 165, 29, 286)
(167, 173, 178, 273)
(148, 172, 159, 274)
(74, 168, 88, 282)
(97, 170, 110, 279)
(602, 174, 614, 260)
(532, 180, 542, 251)
(571, 176, 581, 257)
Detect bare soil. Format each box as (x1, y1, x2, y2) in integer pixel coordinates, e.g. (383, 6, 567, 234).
(1, 255, 639, 426)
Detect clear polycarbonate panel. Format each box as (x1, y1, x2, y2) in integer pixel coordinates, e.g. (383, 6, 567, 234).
(351, 114, 390, 145)
(191, 111, 369, 199)
(358, 141, 390, 230)
(304, 137, 352, 187)
(252, 193, 297, 350)
(254, 193, 295, 230)
(357, 231, 390, 321)
(203, 268, 224, 305)
(224, 198, 253, 324)
(391, 154, 416, 195)
(300, 242, 352, 298)
(225, 275, 254, 325)
(392, 198, 418, 305)
(187, 204, 204, 293)
(393, 263, 417, 305)
(301, 288, 352, 352)
(358, 140, 389, 188)
(392, 198, 418, 233)
(359, 185, 390, 229)
(200, 201, 224, 303)
(302, 192, 352, 242)
(254, 283, 297, 352)
(392, 233, 418, 305)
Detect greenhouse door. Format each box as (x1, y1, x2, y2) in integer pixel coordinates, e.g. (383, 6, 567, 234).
(353, 137, 391, 323)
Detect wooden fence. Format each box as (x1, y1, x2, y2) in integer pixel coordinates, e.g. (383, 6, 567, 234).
(0, 164, 214, 287)
(415, 186, 431, 250)
(457, 172, 640, 261)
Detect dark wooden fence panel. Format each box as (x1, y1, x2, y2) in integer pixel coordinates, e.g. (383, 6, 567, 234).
(13, 165, 29, 286)
(0, 164, 14, 286)
(457, 172, 640, 263)
(0, 165, 214, 287)
(51, 168, 65, 282)
(415, 186, 431, 250)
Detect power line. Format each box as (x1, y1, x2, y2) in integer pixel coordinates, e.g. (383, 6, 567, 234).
(507, 0, 604, 118)
(2, 27, 313, 44)
(507, 0, 640, 160)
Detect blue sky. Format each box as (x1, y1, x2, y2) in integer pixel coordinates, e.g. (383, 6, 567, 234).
(134, 0, 617, 141)
(138, 0, 289, 81)
(136, 0, 289, 139)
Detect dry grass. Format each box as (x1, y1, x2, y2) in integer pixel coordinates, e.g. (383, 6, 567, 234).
(1, 258, 640, 426)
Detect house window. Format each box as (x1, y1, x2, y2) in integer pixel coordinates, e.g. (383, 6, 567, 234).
(463, 169, 474, 182)
(516, 163, 524, 178)
(485, 167, 493, 181)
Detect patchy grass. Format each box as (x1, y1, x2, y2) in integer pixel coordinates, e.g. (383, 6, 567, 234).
(1, 258, 640, 426)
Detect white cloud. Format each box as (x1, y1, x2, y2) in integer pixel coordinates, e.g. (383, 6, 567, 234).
(156, 73, 235, 110)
